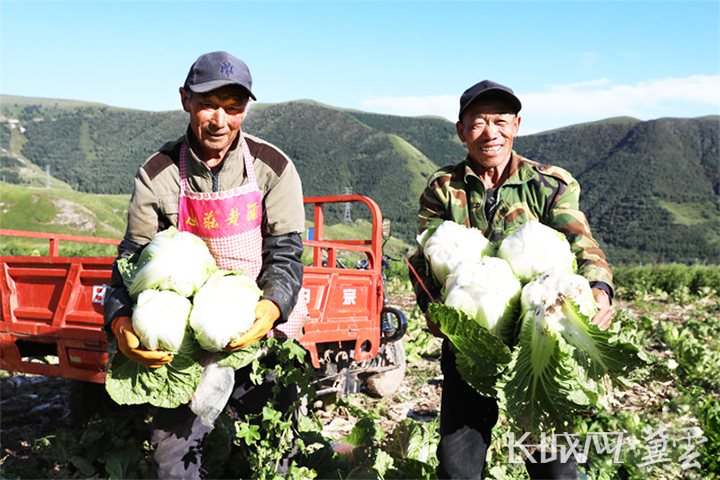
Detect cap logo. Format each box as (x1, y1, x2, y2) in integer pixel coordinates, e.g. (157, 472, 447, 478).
(220, 61, 234, 77)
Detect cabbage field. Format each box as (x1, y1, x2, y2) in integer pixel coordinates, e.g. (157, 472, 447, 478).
(1, 263, 718, 479)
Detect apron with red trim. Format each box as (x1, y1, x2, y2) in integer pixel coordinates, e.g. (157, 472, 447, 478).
(177, 138, 308, 339)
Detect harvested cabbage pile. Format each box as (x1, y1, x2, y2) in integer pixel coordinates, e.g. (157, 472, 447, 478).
(107, 228, 265, 412)
(421, 220, 653, 438)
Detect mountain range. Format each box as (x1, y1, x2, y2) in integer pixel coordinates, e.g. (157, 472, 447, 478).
(1, 94, 718, 265)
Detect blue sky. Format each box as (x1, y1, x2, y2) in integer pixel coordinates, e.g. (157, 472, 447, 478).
(1, 0, 718, 134)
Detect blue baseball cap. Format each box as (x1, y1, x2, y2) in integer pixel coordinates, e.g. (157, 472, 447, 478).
(183, 51, 257, 100)
(459, 80, 521, 120)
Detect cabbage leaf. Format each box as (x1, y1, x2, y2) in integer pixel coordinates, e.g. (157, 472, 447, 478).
(105, 351, 203, 409)
(428, 303, 512, 397)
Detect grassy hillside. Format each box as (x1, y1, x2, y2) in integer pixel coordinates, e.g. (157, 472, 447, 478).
(1, 95, 718, 264)
(342, 109, 466, 168)
(0, 183, 128, 256)
(242, 101, 439, 240)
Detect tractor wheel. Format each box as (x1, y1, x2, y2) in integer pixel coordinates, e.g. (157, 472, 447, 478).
(363, 340, 407, 398)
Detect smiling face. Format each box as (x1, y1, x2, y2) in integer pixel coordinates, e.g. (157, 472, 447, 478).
(456, 99, 521, 177)
(180, 86, 250, 165)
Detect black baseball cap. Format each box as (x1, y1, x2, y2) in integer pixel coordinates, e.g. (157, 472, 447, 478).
(458, 80, 521, 120)
(183, 51, 257, 100)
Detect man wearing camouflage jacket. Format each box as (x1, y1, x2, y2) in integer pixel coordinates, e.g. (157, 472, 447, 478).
(409, 80, 614, 479)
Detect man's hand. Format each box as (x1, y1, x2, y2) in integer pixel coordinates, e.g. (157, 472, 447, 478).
(590, 288, 614, 331)
(111, 316, 174, 368)
(424, 298, 447, 339)
(225, 299, 280, 351)
(426, 312, 447, 339)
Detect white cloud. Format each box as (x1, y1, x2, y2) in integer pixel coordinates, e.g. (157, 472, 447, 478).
(520, 75, 720, 133)
(524, 75, 720, 117)
(359, 75, 720, 134)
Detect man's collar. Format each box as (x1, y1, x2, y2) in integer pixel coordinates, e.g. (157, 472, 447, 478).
(462, 151, 524, 185)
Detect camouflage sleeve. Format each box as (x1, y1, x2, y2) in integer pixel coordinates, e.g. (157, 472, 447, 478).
(408, 183, 447, 311)
(546, 175, 615, 296)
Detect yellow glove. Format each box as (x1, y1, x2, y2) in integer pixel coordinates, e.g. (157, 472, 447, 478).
(224, 299, 280, 351)
(111, 316, 174, 368)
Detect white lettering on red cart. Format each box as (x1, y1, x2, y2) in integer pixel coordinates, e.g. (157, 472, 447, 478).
(92, 285, 107, 304)
(342, 288, 357, 305)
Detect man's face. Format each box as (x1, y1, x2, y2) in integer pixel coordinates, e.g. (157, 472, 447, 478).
(180, 86, 249, 162)
(456, 100, 521, 172)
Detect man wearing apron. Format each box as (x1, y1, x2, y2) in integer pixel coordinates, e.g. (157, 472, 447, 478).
(103, 51, 308, 478)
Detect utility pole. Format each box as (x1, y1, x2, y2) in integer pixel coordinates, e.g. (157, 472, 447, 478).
(343, 187, 352, 223)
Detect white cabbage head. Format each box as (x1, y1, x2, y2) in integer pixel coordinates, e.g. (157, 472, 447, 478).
(128, 227, 218, 300)
(419, 221, 495, 286)
(520, 272, 599, 332)
(132, 289, 192, 353)
(189, 270, 263, 352)
(497, 220, 576, 284)
(443, 257, 522, 341)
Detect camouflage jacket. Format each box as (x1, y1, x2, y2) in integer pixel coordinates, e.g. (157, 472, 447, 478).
(409, 152, 614, 310)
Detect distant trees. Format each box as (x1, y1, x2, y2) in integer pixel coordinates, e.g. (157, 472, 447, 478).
(514, 117, 719, 265)
(18, 109, 186, 195)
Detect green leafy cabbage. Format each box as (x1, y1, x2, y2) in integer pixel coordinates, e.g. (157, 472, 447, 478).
(497, 220, 577, 284)
(132, 289, 192, 353)
(422, 220, 653, 440)
(118, 227, 217, 300)
(504, 272, 649, 437)
(189, 270, 263, 352)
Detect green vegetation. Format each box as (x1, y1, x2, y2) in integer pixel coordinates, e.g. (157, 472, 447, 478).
(14, 106, 187, 194)
(343, 109, 467, 168)
(658, 199, 719, 226)
(387, 134, 439, 197)
(612, 263, 720, 301)
(515, 116, 720, 265)
(244, 102, 429, 242)
(0, 183, 128, 256)
(1, 267, 718, 479)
